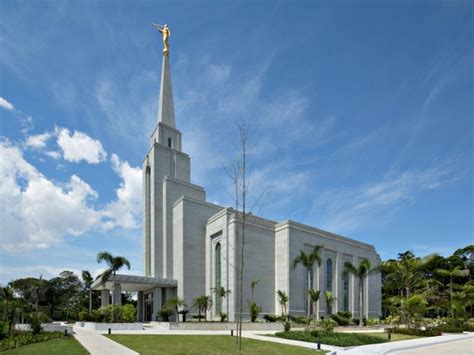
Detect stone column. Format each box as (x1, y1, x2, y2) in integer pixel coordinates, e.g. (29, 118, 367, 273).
(101, 290, 110, 307)
(113, 284, 122, 305)
(137, 291, 144, 322)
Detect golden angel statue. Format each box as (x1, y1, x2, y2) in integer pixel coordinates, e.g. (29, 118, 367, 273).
(152, 23, 171, 56)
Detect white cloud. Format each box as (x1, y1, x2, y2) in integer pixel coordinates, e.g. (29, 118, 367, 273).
(56, 127, 107, 164)
(45, 150, 61, 159)
(102, 154, 142, 229)
(0, 97, 14, 111)
(25, 132, 52, 149)
(0, 138, 143, 252)
(0, 139, 100, 251)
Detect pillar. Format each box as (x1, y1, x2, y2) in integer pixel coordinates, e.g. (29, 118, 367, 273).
(113, 284, 122, 305)
(137, 291, 144, 322)
(101, 290, 110, 307)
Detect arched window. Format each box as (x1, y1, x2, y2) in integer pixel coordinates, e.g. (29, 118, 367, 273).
(325, 259, 333, 291)
(215, 243, 221, 313)
(343, 271, 349, 311)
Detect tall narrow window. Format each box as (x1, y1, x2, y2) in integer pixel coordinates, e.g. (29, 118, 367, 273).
(145, 166, 151, 276)
(215, 243, 222, 313)
(343, 271, 349, 311)
(325, 259, 333, 291)
(168, 137, 173, 148)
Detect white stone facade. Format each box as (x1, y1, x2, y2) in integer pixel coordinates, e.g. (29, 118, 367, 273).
(95, 53, 382, 322)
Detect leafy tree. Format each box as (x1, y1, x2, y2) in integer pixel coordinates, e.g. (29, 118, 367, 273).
(292, 245, 323, 316)
(435, 267, 469, 318)
(277, 290, 289, 320)
(81, 270, 93, 315)
(213, 287, 231, 315)
(191, 295, 212, 322)
(343, 258, 378, 326)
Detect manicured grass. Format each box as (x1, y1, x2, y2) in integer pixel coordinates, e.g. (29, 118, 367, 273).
(108, 335, 326, 354)
(362, 332, 420, 342)
(4, 337, 88, 354)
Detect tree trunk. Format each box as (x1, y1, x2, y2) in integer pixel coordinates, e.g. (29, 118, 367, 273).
(307, 268, 311, 317)
(89, 289, 92, 315)
(359, 279, 364, 326)
(112, 272, 115, 323)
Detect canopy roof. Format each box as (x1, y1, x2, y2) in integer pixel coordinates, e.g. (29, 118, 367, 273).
(91, 274, 177, 292)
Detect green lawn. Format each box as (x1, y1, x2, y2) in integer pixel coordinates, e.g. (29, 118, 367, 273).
(362, 332, 420, 342)
(4, 337, 88, 354)
(108, 335, 326, 354)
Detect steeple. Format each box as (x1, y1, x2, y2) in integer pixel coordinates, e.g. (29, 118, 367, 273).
(157, 55, 176, 128)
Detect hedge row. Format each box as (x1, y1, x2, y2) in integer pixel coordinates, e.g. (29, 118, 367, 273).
(275, 330, 387, 347)
(0, 331, 69, 352)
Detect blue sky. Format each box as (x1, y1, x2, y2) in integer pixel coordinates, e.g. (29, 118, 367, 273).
(0, 1, 472, 284)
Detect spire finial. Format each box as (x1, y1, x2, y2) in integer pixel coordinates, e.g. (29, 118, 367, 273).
(152, 23, 171, 56)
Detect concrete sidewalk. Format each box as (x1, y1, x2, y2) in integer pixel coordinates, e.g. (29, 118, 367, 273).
(73, 326, 139, 355)
(335, 332, 474, 355)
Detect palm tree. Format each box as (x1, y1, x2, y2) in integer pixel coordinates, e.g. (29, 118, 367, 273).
(81, 270, 93, 315)
(292, 245, 323, 316)
(214, 287, 231, 314)
(164, 296, 186, 322)
(191, 295, 212, 322)
(343, 258, 378, 326)
(277, 290, 289, 320)
(0, 286, 14, 322)
(96, 251, 131, 322)
(307, 289, 320, 329)
(324, 290, 336, 316)
(435, 267, 469, 318)
(250, 279, 260, 303)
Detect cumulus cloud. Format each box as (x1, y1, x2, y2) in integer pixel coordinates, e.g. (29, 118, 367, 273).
(0, 139, 143, 252)
(0, 97, 14, 111)
(0, 139, 100, 250)
(25, 132, 52, 149)
(56, 127, 107, 164)
(102, 154, 142, 229)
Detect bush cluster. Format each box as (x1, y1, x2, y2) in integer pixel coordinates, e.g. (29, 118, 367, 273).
(275, 330, 387, 347)
(0, 331, 69, 352)
(78, 305, 136, 323)
(330, 311, 353, 326)
(391, 327, 442, 337)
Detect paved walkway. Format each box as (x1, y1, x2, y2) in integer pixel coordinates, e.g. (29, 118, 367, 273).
(397, 338, 473, 355)
(73, 326, 139, 355)
(335, 332, 474, 355)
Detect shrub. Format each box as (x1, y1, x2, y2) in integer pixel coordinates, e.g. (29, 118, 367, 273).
(320, 319, 336, 332)
(157, 308, 173, 321)
(219, 311, 227, 322)
(28, 312, 44, 335)
(263, 314, 280, 323)
(248, 302, 262, 322)
(284, 321, 291, 332)
(122, 304, 136, 323)
(331, 312, 353, 326)
(289, 315, 310, 325)
(392, 327, 442, 337)
(78, 310, 89, 322)
(275, 330, 387, 347)
(366, 318, 382, 326)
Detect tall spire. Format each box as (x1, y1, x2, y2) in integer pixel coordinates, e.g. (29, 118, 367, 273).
(157, 55, 176, 127)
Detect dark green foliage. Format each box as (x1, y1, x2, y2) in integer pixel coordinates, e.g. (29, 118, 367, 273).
(275, 330, 387, 347)
(248, 302, 262, 322)
(330, 311, 353, 326)
(289, 315, 310, 325)
(392, 327, 442, 337)
(157, 308, 173, 321)
(283, 321, 291, 332)
(219, 311, 227, 322)
(0, 331, 70, 352)
(263, 314, 280, 322)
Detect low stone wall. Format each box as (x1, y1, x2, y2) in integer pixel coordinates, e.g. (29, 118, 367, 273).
(167, 322, 283, 331)
(81, 322, 144, 331)
(15, 323, 73, 334)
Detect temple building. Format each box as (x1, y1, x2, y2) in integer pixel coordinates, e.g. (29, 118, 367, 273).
(92, 41, 382, 323)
